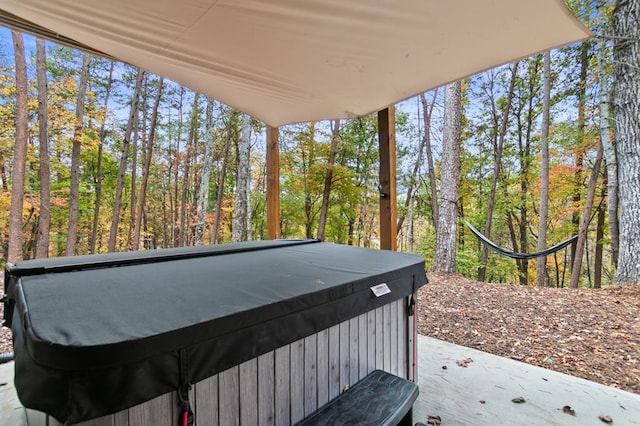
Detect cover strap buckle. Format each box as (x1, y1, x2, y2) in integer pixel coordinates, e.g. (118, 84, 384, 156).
(178, 349, 194, 426)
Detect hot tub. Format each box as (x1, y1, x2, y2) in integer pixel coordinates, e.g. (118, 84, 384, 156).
(3, 239, 426, 425)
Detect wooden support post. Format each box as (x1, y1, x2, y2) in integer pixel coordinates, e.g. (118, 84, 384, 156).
(266, 126, 281, 239)
(378, 107, 397, 251)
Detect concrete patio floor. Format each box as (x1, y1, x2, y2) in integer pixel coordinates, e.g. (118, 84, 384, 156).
(414, 334, 640, 425)
(2, 335, 639, 425)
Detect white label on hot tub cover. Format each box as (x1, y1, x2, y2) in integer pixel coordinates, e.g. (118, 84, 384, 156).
(371, 283, 391, 297)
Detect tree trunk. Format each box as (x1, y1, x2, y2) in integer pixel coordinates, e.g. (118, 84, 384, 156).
(89, 61, 115, 254)
(397, 97, 432, 235)
(133, 77, 164, 250)
(66, 52, 90, 256)
(35, 38, 51, 259)
(317, 120, 340, 241)
(108, 69, 144, 252)
(129, 76, 146, 249)
(173, 87, 185, 246)
(0, 154, 7, 192)
(396, 139, 423, 238)
(212, 132, 231, 244)
(478, 62, 519, 281)
(420, 91, 440, 226)
(516, 57, 544, 286)
(232, 113, 251, 242)
(407, 188, 416, 252)
(302, 123, 317, 239)
(246, 173, 252, 241)
(7, 31, 28, 264)
(597, 17, 619, 268)
(536, 51, 552, 287)
(569, 143, 603, 289)
(505, 211, 520, 255)
(571, 40, 590, 266)
(347, 218, 356, 246)
(195, 98, 216, 245)
(613, 0, 640, 284)
(433, 81, 462, 273)
(594, 184, 606, 289)
(161, 179, 169, 248)
(127, 103, 140, 249)
(179, 93, 200, 246)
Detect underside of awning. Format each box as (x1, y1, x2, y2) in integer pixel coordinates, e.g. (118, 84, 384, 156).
(0, 0, 590, 127)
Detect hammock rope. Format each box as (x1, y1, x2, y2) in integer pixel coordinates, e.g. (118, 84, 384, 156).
(463, 219, 578, 260)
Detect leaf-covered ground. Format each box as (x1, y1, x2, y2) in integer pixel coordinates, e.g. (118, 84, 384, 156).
(417, 273, 640, 395)
(0, 302, 13, 354)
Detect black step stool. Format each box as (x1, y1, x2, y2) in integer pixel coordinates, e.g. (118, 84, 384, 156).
(297, 370, 419, 426)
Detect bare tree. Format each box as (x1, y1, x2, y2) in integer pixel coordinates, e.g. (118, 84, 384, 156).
(317, 120, 340, 241)
(108, 69, 144, 252)
(536, 51, 551, 287)
(7, 31, 28, 264)
(420, 90, 440, 225)
(212, 125, 231, 244)
(232, 113, 251, 242)
(597, 8, 619, 267)
(89, 61, 115, 254)
(66, 52, 91, 255)
(594, 184, 606, 289)
(171, 87, 185, 246)
(35, 38, 50, 259)
(478, 63, 519, 281)
(302, 122, 318, 239)
(433, 81, 462, 273)
(195, 98, 216, 245)
(570, 143, 603, 288)
(179, 93, 200, 246)
(127, 83, 142, 249)
(397, 93, 437, 240)
(133, 77, 164, 250)
(571, 38, 590, 267)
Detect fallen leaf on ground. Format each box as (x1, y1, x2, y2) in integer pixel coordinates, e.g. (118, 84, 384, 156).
(562, 406, 575, 416)
(426, 415, 442, 425)
(456, 357, 473, 367)
(479, 400, 486, 404)
(511, 397, 526, 404)
(599, 415, 613, 423)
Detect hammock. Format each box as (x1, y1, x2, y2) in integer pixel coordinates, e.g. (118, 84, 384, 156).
(463, 219, 578, 260)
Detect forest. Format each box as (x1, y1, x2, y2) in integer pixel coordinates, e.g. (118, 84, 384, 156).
(0, 1, 636, 288)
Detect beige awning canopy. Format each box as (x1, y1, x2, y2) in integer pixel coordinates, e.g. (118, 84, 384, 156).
(0, 0, 590, 127)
